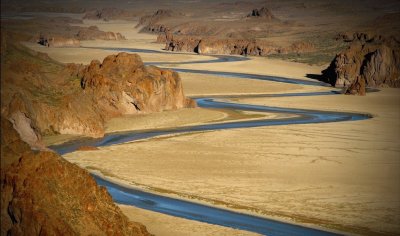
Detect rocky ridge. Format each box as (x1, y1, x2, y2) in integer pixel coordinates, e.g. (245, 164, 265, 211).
(136, 9, 181, 34)
(3, 17, 126, 48)
(1, 117, 152, 236)
(38, 25, 126, 47)
(76, 25, 126, 40)
(83, 7, 137, 21)
(160, 30, 315, 56)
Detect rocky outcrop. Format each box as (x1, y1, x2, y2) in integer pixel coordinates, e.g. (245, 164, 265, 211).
(136, 9, 183, 34)
(196, 38, 278, 56)
(322, 34, 400, 88)
(335, 32, 383, 43)
(78, 52, 194, 113)
(36, 25, 125, 47)
(164, 34, 201, 53)
(141, 24, 169, 34)
(83, 7, 136, 21)
(246, 7, 278, 21)
(344, 76, 366, 96)
(161, 31, 314, 56)
(38, 35, 80, 47)
(138, 9, 176, 27)
(76, 26, 126, 40)
(1, 42, 195, 146)
(1, 117, 152, 236)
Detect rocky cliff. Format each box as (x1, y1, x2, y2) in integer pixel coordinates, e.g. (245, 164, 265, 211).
(137, 9, 178, 29)
(83, 7, 137, 21)
(1, 117, 152, 236)
(76, 25, 126, 40)
(161, 31, 314, 56)
(37, 25, 126, 48)
(4, 16, 127, 48)
(322, 33, 400, 89)
(1, 40, 195, 148)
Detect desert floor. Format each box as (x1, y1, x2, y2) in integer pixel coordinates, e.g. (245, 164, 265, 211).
(32, 19, 400, 235)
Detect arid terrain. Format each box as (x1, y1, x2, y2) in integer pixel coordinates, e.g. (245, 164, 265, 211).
(1, 0, 400, 236)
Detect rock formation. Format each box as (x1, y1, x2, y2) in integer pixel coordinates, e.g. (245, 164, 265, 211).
(142, 24, 169, 34)
(196, 38, 278, 55)
(246, 7, 277, 21)
(78, 52, 194, 113)
(76, 26, 126, 40)
(83, 7, 136, 21)
(322, 34, 400, 88)
(136, 9, 182, 34)
(161, 31, 314, 57)
(38, 35, 80, 47)
(1, 117, 152, 236)
(344, 76, 366, 96)
(138, 9, 176, 27)
(164, 35, 201, 53)
(36, 25, 126, 48)
(1, 41, 195, 147)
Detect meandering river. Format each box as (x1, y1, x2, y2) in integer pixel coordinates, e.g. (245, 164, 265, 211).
(52, 49, 371, 235)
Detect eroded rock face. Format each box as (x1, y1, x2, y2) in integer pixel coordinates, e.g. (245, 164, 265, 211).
(344, 76, 366, 96)
(0, 117, 152, 236)
(1, 42, 195, 145)
(76, 26, 126, 40)
(38, 35, 80, 47)
(141, 24, 169, 34)
(79, 52, 194, 113)
(322, 34, 400, 88)
(136, 9, 183, 35)
(37, 25, 125, 48)
(138, 9, 175, 26)
(162, 32, 314, 56)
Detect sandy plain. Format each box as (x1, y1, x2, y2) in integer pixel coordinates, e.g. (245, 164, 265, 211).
(34, 20, 400, 235)
(119, 204, 261, 236)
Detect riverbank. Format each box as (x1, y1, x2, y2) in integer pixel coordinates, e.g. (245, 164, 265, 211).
(119, 204, 261, 236)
